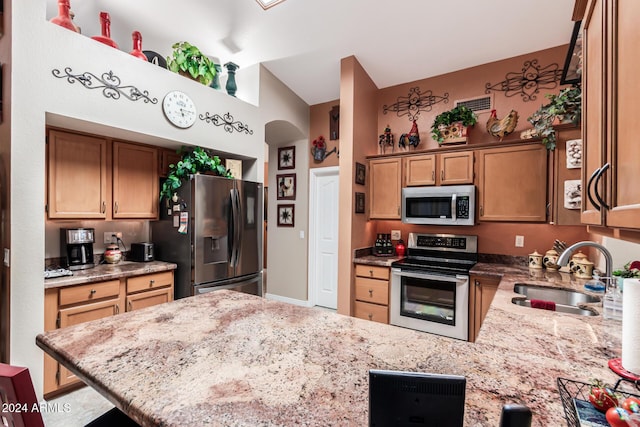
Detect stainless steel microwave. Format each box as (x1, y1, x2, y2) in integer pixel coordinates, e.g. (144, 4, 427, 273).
(402, 185, 475, 226)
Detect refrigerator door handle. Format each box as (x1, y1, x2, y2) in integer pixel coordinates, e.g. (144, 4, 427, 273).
(229, 189, 238, 267)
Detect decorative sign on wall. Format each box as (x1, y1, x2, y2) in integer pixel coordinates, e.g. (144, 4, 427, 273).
(199, 111, 253, 135)
(278, 146, 295, 170)
(566, 139, 582, 169)
(383, 87, 449, 122)
(277, 204, 295, 227)
(276, 173, 296, 200)
(484, 59, 562, 102)
(564, 179, 582, 210)
(51, 67, 158, 104)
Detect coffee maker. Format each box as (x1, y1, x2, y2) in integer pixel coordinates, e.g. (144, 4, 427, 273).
(61, 228, 95, 270)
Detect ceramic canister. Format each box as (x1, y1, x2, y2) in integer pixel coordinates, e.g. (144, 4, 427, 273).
(569, 251, 589, 273)
(575, 258, 594, 279)
(528, 250, 543, 269)
(543, 249, 560, 270)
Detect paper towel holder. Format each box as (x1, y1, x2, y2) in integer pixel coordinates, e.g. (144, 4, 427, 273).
(608, 358, 640, 390)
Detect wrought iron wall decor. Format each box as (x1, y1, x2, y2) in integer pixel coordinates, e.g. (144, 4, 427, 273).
(51, 67, 158, 104)
(199, 112, 253, 135)
(484, 59, 562, 102)
(383, 87, 449, 122)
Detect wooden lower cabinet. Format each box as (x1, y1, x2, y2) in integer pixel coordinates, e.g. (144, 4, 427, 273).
(44, 271, 174, 397)
(126, 271, 174, 311)
(353, 264, 390, 324)
(468, 274, 501, 342)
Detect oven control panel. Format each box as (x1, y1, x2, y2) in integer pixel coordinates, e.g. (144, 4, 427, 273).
(409, 233, 478, 254)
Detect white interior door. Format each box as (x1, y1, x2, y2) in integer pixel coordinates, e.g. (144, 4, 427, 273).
(309, 167, 339, 309)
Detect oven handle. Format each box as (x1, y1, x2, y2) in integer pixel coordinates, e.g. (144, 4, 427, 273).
(392, 268, 468, 284)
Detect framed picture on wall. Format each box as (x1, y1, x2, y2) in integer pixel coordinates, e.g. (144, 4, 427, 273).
(276, 173, 296, 200)
(355, 192, 365, 214)
(277, 204, 295, 227)
(278, 146, 295, 170)
(355, 162, 366, 185)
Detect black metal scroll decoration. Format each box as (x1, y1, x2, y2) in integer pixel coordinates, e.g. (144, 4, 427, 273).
(484, 59, 563, 102)
(51, 67, 158, 104)
(199, 112, 254, 135)
(383, 87, 449, 121)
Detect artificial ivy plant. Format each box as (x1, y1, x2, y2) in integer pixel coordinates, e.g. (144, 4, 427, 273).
(160, 146, 232, 201)
(430, 105, 478, 144)
(527, 86, 582, 150)
(166, 42, 217, 86)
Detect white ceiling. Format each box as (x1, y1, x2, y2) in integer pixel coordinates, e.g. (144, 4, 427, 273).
(48, 0, 577, 106)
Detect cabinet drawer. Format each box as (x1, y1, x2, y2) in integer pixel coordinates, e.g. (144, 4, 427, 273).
(355, 264, 389, 280)
(354, 301, 388, 324)
(59, 280, 120, 306)
(127, 271, 173, 294)
(354, 277, 389, 305)
(127, 287, 172, 311)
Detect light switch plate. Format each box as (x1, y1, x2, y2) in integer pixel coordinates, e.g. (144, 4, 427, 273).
(515, 235, 524, 247)
(391, 230, 401, 240)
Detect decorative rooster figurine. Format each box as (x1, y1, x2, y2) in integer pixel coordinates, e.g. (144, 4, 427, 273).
(486, 109, 518, 141)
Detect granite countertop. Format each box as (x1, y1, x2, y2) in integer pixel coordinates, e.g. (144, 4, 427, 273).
(44, 261, 177, 289)
(37, 264, 630, 426)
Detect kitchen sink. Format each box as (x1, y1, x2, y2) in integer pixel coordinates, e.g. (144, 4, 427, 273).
(511, 283, 601, 316)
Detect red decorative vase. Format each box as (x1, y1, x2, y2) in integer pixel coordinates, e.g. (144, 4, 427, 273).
(50, 0, 79, 33)
(91, 12, 119, 49)
(129, 31, 148, 61)
(395, 240, 406, 257)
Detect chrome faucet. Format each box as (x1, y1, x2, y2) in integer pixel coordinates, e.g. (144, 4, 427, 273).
(557, 241, 613, 278)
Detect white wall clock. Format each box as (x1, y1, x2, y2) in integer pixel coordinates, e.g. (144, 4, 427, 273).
(162, 91, 197, 128)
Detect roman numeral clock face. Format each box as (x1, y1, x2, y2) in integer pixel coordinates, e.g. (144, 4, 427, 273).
(162, 91, 197, 128)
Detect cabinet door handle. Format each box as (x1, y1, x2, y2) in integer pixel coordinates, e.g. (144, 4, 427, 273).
(90, 289, 96, 295)
(128, 301, 132, 311)
(115, 304, 120, 315)
(431, 170, 435, 181)
(149, 279, 155, 287)
(594, 163, 610, 210)
(101, 201, 106, 213)
(114, 201, 119, 214)
(475, 280, 480, 286)
(441, 169, 444, 181)
(479, 205, 483, 217)
(368, 289, 373, 297)
(369, 269, 373, 276)
(368, 313, 373, 320)
(586, 167, 601, 211)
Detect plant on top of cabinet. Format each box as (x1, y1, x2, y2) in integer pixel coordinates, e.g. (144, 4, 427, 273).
(166, 42, 217, 86)
(430, 105, 478, 145)
(527, 85, 581, 150)
(160, 146, 232, 201)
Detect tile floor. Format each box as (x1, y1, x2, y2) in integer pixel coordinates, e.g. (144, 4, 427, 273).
(41, 386, 113, 426)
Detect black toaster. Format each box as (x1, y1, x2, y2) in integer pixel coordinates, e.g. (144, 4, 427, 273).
(130, 242, 154, 262)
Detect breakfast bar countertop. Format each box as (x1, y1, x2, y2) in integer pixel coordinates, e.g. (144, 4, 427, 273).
(44, 261, 177, 290)
(37, 263, 627, 426)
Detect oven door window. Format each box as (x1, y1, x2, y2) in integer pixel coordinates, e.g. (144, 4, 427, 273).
(405, 196, 453, 219)
(400, 275, 456, 326)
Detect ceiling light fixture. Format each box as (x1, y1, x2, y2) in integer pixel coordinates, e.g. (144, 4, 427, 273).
(256, 0, 286, 10)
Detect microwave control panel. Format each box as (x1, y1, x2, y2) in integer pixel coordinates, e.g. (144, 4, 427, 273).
(456, 196, 470, 219)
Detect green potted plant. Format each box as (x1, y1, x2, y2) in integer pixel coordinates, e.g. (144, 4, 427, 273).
(166, 42, 217, 86)
(527, 85, 582, 150)
(160, 146, 232, 201)
(431, 105, 478, 144)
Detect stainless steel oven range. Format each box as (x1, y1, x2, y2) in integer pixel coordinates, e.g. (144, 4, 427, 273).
(390, 233, 478, 341)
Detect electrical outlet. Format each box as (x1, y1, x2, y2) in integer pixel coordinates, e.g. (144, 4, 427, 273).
(103, 232, 122, 244)
(515, 235, 525, 247)
(391, 230, 401, 240)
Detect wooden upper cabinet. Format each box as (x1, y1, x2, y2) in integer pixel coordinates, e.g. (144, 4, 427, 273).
(369, 158, 402, 219)
(404, 151, 473, 187)
(47, 130, 108, 219)
(581, 0, 606, 226)
(404, 154, 436, 186)
(581, 0, 640, 230)
(477, 144, 548, 222)
(112, 141, 159, 219)
(159, 148, 182, 178)
(604, 0, 640, 229)
(439, 151, 474, 185)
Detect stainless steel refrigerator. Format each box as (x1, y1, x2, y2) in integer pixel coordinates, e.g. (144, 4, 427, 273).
(151, 174, 263, 299)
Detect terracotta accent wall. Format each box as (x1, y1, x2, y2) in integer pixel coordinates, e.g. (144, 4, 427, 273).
(337, 56, 378, 316)
(309, 101, 340, 169)
(375, 221, 588, 257)
(376, 45, 570, 152)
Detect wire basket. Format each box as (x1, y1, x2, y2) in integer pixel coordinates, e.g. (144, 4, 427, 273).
(557, 377, 640, 427)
